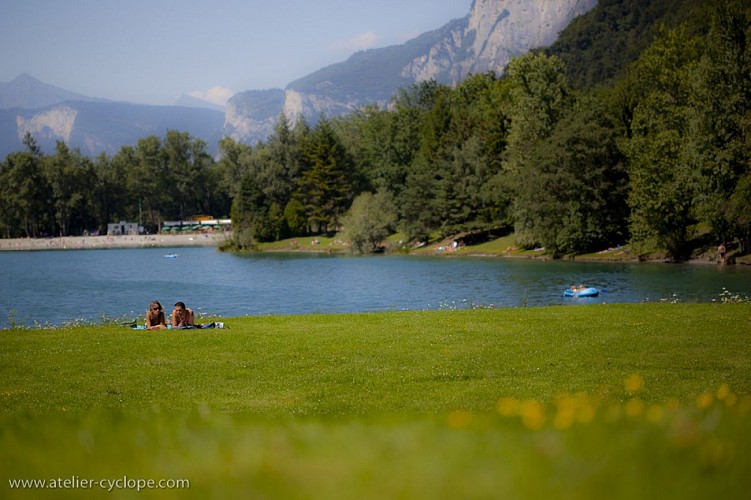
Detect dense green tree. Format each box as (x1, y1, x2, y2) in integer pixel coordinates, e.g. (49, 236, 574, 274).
(417, 85, 453, 163)
(437, 73, 513, 234)
(22, 131, 41, 156)
(262, 113, 303, 209)
(687, 0, 751, 250)
(450, 73, 510, 168)
(91, 152, 129, 232)
(512, 94, 629, 256)
(0, 167, 10, 237)
(0, 150, 52, 237)
(435, 136, 486, 235)
(397, 84, 453, 240)
(359, 99, 423, 207)
(283, 198, 307, 237)
(216, 137, 253, 200)
(230, 171, 265, 249)
(163, 130, 213, 220)
(229, 116, 305, 244)
(110, 146, 139, 224)
(458, 75, 515, 230)
(123, 136, 169, 231)
(400, 153, 439, 243)
(341, 191, 397, 253)
(547, 0, 711, 89)
(504, 52, 574, 248)
(242, 115, 314, 238)
(294, 119, 353, 233)
(1, 135, 39, 237)
(621, 27, 702, 259)
(726, 173, 751, 253)
(506, 53, 572, 159)
(213, 137, 253, 220)
(46, 141, 96, 236)
(337, 105, 389, 195)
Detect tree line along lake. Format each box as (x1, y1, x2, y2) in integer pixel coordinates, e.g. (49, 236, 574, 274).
(1, 246, 749, 329)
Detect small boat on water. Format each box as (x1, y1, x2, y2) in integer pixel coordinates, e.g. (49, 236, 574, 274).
(164, 253, 179, 259)
(563, 287, 600, 298)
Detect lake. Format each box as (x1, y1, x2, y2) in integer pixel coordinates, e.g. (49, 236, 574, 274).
(1, 247, 749, 328)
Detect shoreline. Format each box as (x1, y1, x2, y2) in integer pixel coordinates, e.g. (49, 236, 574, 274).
(0, 233, 229, 251)
(2, 234, 748, 265)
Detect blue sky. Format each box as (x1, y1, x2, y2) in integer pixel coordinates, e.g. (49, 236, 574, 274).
(0, 0, 471, 106)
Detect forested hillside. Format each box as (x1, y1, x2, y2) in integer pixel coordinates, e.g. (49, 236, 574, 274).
(227, 0, 751, 259)
(546, 0, 712, 88)
(1, 0, 749, 262)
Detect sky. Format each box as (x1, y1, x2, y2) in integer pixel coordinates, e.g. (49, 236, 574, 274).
(0, 0, 471, 106)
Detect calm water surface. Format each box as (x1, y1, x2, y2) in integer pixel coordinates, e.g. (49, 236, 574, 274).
(1, 247, 749, 328)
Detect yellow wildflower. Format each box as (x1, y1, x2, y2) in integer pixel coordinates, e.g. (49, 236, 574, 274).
(625, 398, 645, 417)
(646, 404, 664, 423)
(624, 373, 644, 394)
(696, 392, 714, 410)
(716, 383, 732, 401)
(724, 393, 737, 408)
(520, 400, 546, 430)
(576, 402, 596, 424)
(496, 397, 519, 417)
(553, 397, 577, 430)
(447, 410, 473, 429)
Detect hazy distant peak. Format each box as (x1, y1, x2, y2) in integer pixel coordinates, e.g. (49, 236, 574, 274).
(0, 73, 104, 110)
(12, 73, 39, 83)
(173, 94, 226, 112)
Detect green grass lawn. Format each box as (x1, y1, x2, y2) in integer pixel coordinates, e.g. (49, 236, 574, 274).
(256, 235, 349, 253)
(1, 304, 750, 498)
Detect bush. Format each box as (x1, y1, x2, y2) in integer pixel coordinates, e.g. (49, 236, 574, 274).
(341, 191, 397, 253)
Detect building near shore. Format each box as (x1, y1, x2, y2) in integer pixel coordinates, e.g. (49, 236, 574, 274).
(107, 221, 142, 236)
(162, 219, 232, 233)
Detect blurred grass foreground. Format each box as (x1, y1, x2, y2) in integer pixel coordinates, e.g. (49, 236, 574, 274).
(1, 303, 750, 499)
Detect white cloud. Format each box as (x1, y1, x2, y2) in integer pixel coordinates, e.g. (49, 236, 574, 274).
(329, 31, 378, 53)
(187, 86, 234, 106)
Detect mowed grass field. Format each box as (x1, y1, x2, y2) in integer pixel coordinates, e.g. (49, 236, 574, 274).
(1, 304, 750, 499)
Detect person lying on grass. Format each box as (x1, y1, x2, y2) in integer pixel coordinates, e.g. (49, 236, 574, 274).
(171, 302, 194, 328)
(170, 302, 225, 330)
(145, 301, 167, 330)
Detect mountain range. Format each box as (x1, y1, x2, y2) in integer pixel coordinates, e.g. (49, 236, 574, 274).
(0, 75, 225, 157)
(0, 0, 597, 158)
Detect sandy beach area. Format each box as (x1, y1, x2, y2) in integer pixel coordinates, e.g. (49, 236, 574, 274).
(0, 233, 230, 251)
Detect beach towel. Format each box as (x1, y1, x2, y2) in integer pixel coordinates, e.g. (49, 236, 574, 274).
(129, 322, 226, 330)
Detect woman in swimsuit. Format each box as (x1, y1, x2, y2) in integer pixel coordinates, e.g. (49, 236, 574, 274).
(145, 300, 167, 330)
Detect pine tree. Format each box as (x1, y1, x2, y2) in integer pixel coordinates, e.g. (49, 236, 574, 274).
(294, 119, 352, 233)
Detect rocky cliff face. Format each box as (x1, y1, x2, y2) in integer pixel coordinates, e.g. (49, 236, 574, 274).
(408, 0, 598, 84)
(1, 101, 224, 158)
(225, 0, 597, 144)
(16, 106, 77, 143)
(0, 74, 225, 157)
(224, 89, 285, 143)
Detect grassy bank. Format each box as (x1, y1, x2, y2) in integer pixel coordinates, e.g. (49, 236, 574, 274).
(2, 304, 750, 498)
(251, 231, 751, 265)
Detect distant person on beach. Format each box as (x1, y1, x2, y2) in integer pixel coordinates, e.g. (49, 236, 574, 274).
(171, 301, 195, 328)
(145, 301, 167, 330)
